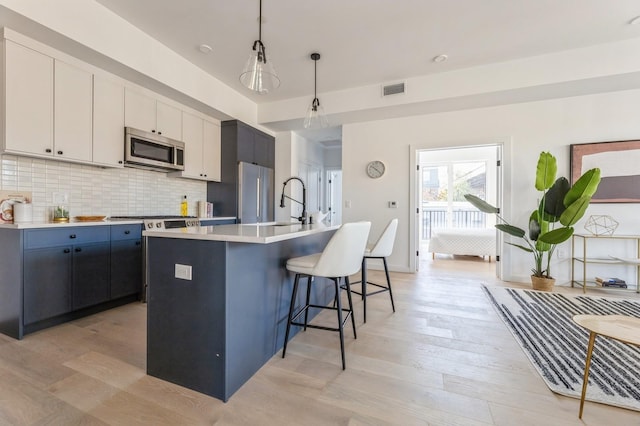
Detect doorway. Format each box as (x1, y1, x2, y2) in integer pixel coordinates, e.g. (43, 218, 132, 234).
(416, 144, 502, 276)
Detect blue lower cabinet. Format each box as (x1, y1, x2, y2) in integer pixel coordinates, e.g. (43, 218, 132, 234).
(110, 238, 142, 299)
(72, 241, 111, 310)
(23, 246, 73, 325)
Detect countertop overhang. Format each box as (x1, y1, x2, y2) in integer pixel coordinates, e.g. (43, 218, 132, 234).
(143, 222, 340, 244)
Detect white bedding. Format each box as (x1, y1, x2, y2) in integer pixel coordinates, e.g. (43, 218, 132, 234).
(428, 228, 496, 258)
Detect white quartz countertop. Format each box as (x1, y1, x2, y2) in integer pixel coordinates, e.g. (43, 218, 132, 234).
(143, 222, 340, 244)
(0, 217, 236, 229)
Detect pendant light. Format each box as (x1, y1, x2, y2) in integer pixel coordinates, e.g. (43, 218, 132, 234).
(239, 0, 280, 94)
(303, 52, 329, 129)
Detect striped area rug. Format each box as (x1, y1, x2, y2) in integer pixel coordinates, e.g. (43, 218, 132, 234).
(483, 286, 640, 412)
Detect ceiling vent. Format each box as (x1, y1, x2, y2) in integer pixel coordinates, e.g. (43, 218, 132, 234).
(382, 82, 405, 97)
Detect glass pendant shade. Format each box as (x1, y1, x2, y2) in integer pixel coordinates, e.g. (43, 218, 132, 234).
(240, 43, 280, 94)
(304, 99, 329, 129)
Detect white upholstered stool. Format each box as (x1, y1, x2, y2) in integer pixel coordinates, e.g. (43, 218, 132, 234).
(282, 221, 371, 369)
(351, 218, 398, 323)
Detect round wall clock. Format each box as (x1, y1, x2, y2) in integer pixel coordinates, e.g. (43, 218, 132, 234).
(366, 160, 386, 179)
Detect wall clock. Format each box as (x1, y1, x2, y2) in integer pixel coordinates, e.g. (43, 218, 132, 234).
(366, 160, 386, 179)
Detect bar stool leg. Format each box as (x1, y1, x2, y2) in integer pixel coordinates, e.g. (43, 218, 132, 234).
(282, 274, 301, 358)
(362, 257, 368, 323)
(334, 278, 346, 370)
(383, 257, 395, 312)
(579, 331, 597, 419)
(304, 275, 312, 331)
(344, 276, 357, 338)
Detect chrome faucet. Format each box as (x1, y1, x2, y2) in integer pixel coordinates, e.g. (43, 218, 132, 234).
(279, 177, 307, 224)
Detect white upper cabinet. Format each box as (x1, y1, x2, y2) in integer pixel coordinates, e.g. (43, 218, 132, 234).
(4, 40, 54, 156)
(93, 74, 125, 167)
(124, 88, 182, 141)
(54, 60, 93, 162)
(169, 112, 220, 182)
(203, 120, 221, 182)
(181, 111, 205, 179)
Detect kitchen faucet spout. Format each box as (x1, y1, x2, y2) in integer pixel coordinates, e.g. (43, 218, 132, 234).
(279, 177, 307, 224)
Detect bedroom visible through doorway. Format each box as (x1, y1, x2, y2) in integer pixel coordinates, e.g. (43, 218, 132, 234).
(417, 145, 501, 274)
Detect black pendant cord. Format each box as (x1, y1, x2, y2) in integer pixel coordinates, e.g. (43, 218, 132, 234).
(252, 0, 267, 63)
(311, 53, 321, 110)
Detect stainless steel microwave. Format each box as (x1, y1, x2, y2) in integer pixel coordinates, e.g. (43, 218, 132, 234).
(124, 127, 185, 172)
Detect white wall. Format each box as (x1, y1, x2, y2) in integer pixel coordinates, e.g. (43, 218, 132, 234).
(343, 88, 640, 281)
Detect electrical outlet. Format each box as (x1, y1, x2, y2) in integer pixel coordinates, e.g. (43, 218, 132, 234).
(175, 264, 192, 280)
(345, 200, 351, 208)
(388, 201, 397, 208)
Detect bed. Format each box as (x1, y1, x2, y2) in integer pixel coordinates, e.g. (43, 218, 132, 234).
(428, 228, 496, 261)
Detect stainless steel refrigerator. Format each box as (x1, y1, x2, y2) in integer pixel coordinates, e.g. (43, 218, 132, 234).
(238, 161, 274, 223)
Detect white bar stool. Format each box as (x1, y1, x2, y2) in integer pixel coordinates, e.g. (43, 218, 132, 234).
(282, 221, 371, 369)
(351, 218, 398, 323)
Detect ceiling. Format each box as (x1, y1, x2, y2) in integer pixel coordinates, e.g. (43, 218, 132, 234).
(93, 0, 640, 106)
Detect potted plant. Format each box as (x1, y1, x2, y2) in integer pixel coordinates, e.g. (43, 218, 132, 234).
(465, 151, 601, 291)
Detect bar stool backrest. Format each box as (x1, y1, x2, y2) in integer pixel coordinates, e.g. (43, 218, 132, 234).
(368, 218, 398, 257)
(313, 221, 371, 278)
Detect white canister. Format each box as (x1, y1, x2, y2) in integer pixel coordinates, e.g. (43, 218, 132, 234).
(13, 203, 33, 223)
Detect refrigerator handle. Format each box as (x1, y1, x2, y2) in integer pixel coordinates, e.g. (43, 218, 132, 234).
(256, 176, 261, 220)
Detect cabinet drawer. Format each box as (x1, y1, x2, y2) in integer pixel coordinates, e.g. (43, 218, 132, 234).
(25, 226, 110, 249)
(110, 224, 142, 241)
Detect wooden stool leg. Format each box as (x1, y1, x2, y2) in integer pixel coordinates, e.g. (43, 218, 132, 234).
(579, 331, 597, 419)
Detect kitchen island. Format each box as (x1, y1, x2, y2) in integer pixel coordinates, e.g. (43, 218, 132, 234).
(144, 222, 339, 402)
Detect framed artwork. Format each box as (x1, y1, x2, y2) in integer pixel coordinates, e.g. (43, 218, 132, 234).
(570, 140, 640, 203)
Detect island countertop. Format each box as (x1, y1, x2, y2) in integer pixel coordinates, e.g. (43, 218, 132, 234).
(143, 222, 340, 244)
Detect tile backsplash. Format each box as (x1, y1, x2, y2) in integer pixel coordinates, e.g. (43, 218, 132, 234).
(1, 155, 207, 221)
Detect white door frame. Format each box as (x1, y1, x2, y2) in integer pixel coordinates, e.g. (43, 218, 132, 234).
(409, 138, 512, 279)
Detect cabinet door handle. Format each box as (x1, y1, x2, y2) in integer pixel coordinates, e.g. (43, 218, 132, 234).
(124, 230, 130, 235)
(69, 234, 77, 239)
(63, 248, 71, 253)
(57, 151, 63, 155)
(45, 148, 52, 153)
(118, 160, 123, 164)
(151, 129, 156, 133)
(75, 247, 82, 252)
(135, 241, 141, 246)
(158, 131, 162, 135)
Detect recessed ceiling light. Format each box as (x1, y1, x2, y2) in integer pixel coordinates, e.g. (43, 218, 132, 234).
(433, 54, 448, 63)
(198, 44, 212, 54)
(630, 16, 640, 25)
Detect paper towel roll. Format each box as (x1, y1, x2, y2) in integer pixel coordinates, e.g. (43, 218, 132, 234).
(197, 201, 207, 218)
(14, 203, 33, 223)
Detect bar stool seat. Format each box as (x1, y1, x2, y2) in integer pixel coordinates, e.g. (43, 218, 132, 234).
(283, 221, 371, 369)
(350, 218, 398, 323)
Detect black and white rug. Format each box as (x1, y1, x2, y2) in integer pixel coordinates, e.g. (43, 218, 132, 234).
(483, 286, 640, 411)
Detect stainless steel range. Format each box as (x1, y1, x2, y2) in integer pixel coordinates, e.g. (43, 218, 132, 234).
(111, 216, 201, 302)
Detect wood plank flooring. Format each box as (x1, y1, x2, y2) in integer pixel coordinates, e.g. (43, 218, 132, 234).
(1, 255, 639, 425)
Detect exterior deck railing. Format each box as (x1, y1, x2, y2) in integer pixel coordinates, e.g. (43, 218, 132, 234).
(421, 208, 486, 239)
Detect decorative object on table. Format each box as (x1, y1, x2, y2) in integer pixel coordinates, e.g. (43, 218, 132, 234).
(0, 190, 32, 223)
(239, 0, 280, 94)
(74, 216, 107, 222)
(570, 139, 640, 203)
(465, 151, 601, 291)
(584, 214, 618, 236)
(52, 206, 70, 223)
(303, 52, 329, 129)
(483, 285, 640, 412)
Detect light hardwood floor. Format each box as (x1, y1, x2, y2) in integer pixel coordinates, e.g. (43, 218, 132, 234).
(1, 255, 639, 425)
